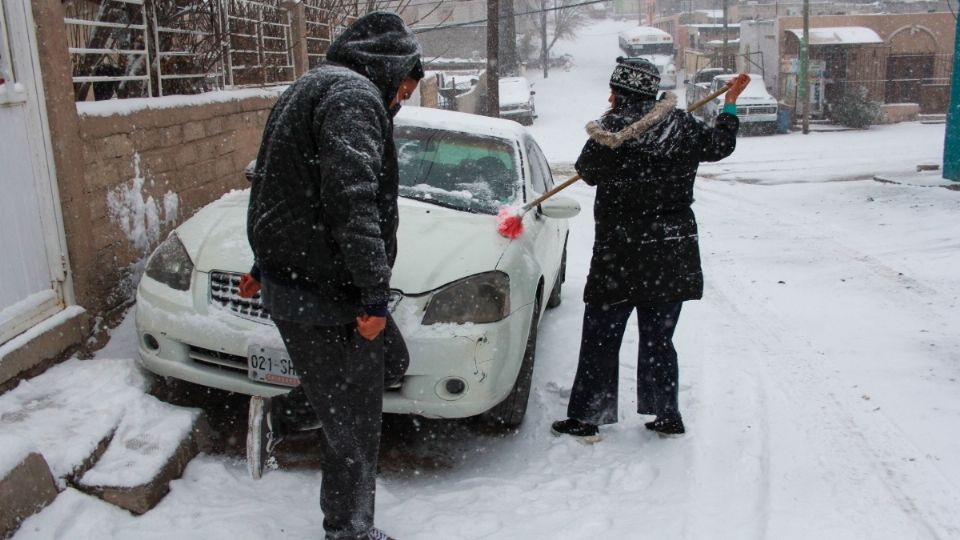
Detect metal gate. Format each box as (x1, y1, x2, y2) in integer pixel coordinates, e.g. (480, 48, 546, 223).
(0, 0, 71, 345)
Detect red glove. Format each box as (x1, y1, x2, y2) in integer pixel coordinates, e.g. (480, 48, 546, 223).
(725, 73, 751, 104)
(238, 273, 261, 298)
(356, 315, 386, 341)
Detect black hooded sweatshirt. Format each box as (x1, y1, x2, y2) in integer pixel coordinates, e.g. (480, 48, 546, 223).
(246, 12, 421, 324)
(575, 91, 738, 306)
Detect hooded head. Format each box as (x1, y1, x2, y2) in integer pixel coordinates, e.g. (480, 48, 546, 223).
(326, 11, 423, 103)
(609, 56, 660, 101)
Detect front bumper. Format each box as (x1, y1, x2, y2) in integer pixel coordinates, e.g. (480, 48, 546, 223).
(135, 272, 533, 419)
(499, 107, 533, 119)
(738, 112, 778, 124)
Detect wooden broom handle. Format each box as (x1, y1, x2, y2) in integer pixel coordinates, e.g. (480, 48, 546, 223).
(520, 84, 731, 213)
(687, 82, 733, 113)
(521, 174, 581, 212)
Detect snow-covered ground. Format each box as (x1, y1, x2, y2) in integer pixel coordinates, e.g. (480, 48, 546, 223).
(6, 18, 960, 540)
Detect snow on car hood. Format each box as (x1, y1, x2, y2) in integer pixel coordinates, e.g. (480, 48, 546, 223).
(173, 190, 511, 295)
(499, 78, 530, 107)
(391, 198, 511, 294)
(175, 189, 255, 273)
(643, 54, 675, 69)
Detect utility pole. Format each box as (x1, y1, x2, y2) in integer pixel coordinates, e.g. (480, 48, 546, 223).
(722, 0, 729, 69)
(944, 4, 960, 180)
(540, 0, 548, 78)
(501, 0, 518, 76)
(800, 0, 810, 134)
(486, 0, 500, 117)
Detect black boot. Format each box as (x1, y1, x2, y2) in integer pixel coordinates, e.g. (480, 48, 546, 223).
(644, 414, 685, 438)
(551, 418, 601, 444)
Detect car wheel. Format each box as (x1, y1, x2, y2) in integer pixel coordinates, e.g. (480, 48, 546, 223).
(547, 241, 567, 309)
(482, 295, 540, 427)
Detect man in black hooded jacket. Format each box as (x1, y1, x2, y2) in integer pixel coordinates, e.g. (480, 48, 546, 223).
(243, 11, 422, 540)
(552, 58, 749, 443)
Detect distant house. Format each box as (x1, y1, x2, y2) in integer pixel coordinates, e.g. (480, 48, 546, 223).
(777, 13, 955, 115)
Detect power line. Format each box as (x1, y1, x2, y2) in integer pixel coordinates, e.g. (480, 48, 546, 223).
(412, 0, 610, 33)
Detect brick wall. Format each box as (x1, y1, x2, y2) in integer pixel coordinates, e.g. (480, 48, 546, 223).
(72, 93, 277, 317)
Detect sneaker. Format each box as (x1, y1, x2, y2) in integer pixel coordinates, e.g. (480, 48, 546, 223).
(644, 414, 685, 438)
(550, 418, 601, 444)
(247, 395, 283, 479)
(368, 528, 396, 540)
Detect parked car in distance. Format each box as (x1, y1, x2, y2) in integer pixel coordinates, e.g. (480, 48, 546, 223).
(498, 76, 536, 125)
(684, 67, 733, 109)
(135, 107, 580, 427)
(616, 26, 678, 89)
(702, 73, 778, 134)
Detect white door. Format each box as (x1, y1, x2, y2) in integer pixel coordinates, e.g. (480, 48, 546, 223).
(0, 0, 70, 344)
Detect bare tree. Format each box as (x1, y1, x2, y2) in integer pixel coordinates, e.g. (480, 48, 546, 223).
(64, 0, 443, 100)
(527, 0, 588, 78)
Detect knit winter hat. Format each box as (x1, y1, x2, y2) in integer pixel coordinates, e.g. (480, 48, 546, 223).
(609, 56, 660, 99)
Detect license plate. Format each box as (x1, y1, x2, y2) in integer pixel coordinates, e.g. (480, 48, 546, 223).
(248, 345, 300, 387)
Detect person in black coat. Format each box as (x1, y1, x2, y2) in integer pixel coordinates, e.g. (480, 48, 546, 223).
(242, 12, 423, 540)
(552, 57, 750, 442)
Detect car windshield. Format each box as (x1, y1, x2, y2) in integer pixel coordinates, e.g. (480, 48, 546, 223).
(395, 125, 520, 215)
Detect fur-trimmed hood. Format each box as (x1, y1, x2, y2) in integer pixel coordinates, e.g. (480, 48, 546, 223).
(585, 92, 679, 150)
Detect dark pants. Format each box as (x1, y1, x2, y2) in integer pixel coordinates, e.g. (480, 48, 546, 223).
(567, 302, 683, 425)
(271, 315, 408, 540)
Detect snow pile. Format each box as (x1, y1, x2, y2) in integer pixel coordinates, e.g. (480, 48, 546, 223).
(106, 153, 179, 254)
(0, 306, 86, 365)
(80, 396, 199, 488)
(77, 87, 286, 118)
(0, 357, 149, 486)
(14, 488, 133, 540)
(0, 290, 56, 329)
(0, 435, 38, 479)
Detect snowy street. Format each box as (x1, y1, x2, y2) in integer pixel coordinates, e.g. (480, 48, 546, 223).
(4, 18, 960, 540)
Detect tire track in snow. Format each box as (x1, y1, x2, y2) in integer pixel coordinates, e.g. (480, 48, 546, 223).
(692, 182, 960, 538)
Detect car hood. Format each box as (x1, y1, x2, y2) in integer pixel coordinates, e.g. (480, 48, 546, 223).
(736, 95, 777, 105)
(175, 191, 512, 295)
(499, 81, 530, 106)
(176, 190, 255, 273)
(392, 199, 512, 294)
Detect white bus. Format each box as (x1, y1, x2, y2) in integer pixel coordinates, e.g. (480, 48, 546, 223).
(617, 26, 678, 89)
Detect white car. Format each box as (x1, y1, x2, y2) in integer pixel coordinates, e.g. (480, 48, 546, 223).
(616, 26, 678, 89)
(498, 76, 536, 125)
(704, 73, 779, 134)
(135, 107, 579, 426)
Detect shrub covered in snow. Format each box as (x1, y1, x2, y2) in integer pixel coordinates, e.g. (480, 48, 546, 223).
(831, 86, 881, 129)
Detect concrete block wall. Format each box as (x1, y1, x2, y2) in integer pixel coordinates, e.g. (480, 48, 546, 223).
(73, 96, 277, 316)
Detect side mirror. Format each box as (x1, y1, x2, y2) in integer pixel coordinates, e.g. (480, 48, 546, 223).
(244, 160, 257, 182)
(683, 79, 690, 84)
(539, 196, 581, 219)
(530, 90, 536, 95)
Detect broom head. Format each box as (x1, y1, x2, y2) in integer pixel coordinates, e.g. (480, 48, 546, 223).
(496, 207, 524, 239)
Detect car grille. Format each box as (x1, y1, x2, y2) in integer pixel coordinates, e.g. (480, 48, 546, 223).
(742, 105, 778, 115)
(209, 271, 271, 322)
(188, 345, 247, 374)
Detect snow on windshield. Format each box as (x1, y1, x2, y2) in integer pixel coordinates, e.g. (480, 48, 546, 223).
(395, 125, 519, 214)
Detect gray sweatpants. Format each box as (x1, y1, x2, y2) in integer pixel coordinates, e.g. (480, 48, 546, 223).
(271, 315, 408, 540)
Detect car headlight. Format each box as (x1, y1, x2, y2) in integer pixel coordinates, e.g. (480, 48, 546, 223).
(422, 271, 510, 325)
(144, 233, 194, 291)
